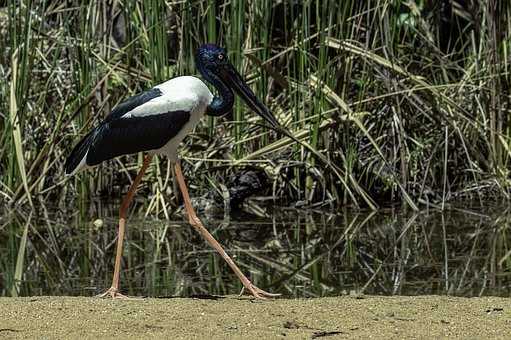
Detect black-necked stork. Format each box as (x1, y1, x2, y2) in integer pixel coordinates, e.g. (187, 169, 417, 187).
(65, 44, 281, 299)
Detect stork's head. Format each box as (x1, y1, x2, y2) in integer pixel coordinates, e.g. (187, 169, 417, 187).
(195, 44, 281, 129)
(195, 44, 228, 69)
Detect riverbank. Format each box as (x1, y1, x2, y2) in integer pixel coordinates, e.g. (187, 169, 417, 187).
(0, 295, 509, 339)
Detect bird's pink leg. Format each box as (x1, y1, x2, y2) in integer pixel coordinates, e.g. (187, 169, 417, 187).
(174, 160, 279, 299)
(97, 154, 153, 299)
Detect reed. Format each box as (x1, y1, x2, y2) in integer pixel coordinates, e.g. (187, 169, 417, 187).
(1, 0, 510, 210)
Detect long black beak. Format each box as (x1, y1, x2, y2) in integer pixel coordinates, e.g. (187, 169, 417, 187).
(219, 62, 282, 130)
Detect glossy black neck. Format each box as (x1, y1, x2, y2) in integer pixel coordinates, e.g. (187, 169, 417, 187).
(198, 65, 234, 117)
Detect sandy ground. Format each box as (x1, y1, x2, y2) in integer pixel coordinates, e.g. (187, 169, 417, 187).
(0, 295, 510, 339)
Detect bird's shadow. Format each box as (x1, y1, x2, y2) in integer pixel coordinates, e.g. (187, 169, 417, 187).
(153, 294, 225, 300)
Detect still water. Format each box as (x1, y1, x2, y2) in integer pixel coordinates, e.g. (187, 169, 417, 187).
(1, 202, 510, 297)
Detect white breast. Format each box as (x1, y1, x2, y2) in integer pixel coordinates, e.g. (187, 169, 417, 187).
(149, 76, 213, 161)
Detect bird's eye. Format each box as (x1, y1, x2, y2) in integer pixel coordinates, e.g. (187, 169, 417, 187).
(217, 54, 224, 61)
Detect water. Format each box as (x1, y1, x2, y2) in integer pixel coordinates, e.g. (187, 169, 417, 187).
(1, 203, 511, 298)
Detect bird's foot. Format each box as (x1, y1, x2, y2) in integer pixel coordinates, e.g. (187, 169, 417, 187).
(96, 287, 130, 299)
(239, 283, 281, 300)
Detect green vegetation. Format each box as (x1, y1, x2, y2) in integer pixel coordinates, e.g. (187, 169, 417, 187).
(1, 0, 511, 211)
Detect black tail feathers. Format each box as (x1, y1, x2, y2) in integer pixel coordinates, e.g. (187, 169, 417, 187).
(64, 130, 95, 176)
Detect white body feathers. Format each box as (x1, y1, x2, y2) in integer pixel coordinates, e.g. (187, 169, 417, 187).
(150, 76, 213, 161)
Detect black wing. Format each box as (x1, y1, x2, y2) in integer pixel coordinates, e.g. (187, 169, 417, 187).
(86, 110, 190, 166)
(65, 109, 190, 175)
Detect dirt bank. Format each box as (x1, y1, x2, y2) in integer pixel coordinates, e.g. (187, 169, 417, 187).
(0, 295, 509, 339)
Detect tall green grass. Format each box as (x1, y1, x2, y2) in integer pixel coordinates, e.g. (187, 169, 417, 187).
(1, 0, 510, 211)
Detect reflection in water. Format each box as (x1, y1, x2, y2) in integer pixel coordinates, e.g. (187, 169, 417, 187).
(1, 203, 511, 297)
